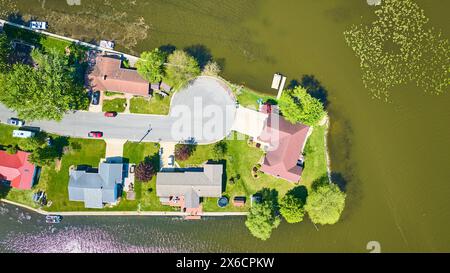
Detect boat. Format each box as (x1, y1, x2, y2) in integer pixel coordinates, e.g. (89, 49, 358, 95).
(99, 40, 115, 50)
(29, 21, 48, 30)
(45, 215, 62, 224)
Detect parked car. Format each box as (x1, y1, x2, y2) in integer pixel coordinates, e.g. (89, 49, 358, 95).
(92, 91, 100, 105)
(87, 90, 93, 102)
(104, 111, 117, 117)
(7, 118, 24, 127)
(129, 164, 135, 173)
(13, 130, 35, 139)
(29, 21, 48, 30)
(88, 131, 103, 138)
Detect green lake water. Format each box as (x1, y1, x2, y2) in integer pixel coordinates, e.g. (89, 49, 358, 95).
(0, 0, 449, 252)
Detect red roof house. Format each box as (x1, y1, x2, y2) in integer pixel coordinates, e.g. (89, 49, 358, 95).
(257, 109, 310, 182)
(87, 55, 150, 96)
(0, 150, 36, 189)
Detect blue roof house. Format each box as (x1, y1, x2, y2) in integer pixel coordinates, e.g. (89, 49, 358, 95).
(68, 162, 123, 209)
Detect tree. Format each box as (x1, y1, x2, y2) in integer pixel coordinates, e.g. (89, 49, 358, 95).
(212, 140, 227, 160)
(0, 32, 11, 72)
(165, 50, 200, 88)
(136, 48, 166, 83)
(29, 146, 59, 166)
(174, 144, 195, 161)
(245, 189, 280, 240)
(305, 182, 346, 225)
(0, 49, 89, 121)
(135, 161, 155, 182)
(18, 132, 47, 152)
(278, 86, 325, 126)
(280, 193, 305, 224)
(202, 61, 221, 76)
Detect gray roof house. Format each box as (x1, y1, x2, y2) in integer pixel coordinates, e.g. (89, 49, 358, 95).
(156, 164, 223, 209)
(68, 162, 123, 209)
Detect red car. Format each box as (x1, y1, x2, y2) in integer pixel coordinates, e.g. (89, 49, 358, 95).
(104, 112, 117, 117)
(88, 131, 103, 138)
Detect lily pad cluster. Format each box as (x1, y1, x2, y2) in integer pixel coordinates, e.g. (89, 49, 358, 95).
(344, 0, 449, 99)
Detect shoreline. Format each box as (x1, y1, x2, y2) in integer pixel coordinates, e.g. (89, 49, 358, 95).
(0, 199, 247, 217)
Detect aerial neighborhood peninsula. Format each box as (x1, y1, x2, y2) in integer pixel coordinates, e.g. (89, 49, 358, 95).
(0, 17, 345, 240)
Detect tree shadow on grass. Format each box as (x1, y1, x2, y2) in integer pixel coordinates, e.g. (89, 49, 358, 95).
(256, 188, 279, 210)
(52, 136, 70, 159)
(311, 175, 331, 191)
(144, 153, 161, 171)
(285, 185, 308, 204)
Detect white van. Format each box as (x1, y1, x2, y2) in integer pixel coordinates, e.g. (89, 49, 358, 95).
(12, 130, 35, 139)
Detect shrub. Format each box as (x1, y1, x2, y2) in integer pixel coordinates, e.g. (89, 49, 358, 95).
(174, 144, 196, 161)
(135, 161, 155, 182)
(202, 61, 221, 76)
(6, 145, 18, 155)
(278, 86, 325, 126)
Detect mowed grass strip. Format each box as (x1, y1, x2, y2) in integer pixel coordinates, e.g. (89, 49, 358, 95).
(102, 98, 126, 113)
(130, 94, 171, 115)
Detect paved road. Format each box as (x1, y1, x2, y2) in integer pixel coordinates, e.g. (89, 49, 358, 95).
(0, 77, 237, 144)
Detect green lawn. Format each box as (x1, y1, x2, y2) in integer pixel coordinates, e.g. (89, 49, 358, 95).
(130, 95, 171, 115)
(300, 124, 328, 188)
(41, 138, 106, 211)
(102, 98, 127, 113)
(235, 87, 275, 109)
(119, 141, 178, 212)
(0, 124, 18, 148)
(123, 141, 160, 164)
(104, 91, 123, 97)
(176, 126, 328, 212)
(3, 24, 71, 53)
(177, 133, 298, 212)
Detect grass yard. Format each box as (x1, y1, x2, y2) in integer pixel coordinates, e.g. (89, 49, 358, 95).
(176, 132, 299, 212)
(104, 91, 123, 97)
(119, 141, 178, 212)
(300, 124, 328, 188)
(235, 87, 275, 109)
(0, 124, 18, 148)
(41, 138, 106, 211)
(102, 98, 127, 113)
(3, 24, 71, 54)
(123, 141, 160, 164)
(130, 94, 171, 115)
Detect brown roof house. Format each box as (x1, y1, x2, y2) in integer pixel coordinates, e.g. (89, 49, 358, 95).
(257, 106, 311, 182)
(87, 54, 150, 96)
(156, 164, 223, 215)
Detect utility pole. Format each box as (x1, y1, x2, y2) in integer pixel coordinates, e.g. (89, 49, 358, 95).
(138, 124, 152, 143)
